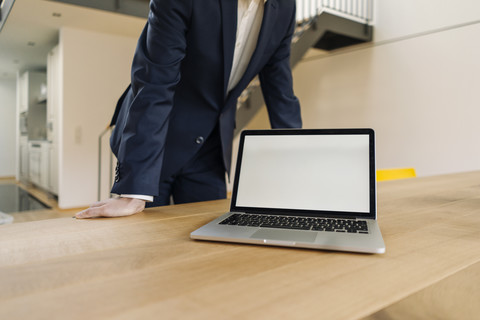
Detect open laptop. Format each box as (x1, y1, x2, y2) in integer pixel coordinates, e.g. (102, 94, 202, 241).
(191, 128, 385, 254)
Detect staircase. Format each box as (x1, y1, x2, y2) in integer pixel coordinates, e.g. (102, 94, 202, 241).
(235, 0, 374, 136)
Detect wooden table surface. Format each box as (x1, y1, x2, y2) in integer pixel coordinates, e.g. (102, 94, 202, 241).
(1, 171, 479, 319)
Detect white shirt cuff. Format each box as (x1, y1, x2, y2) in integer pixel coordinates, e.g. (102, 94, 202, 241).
(120, 194, 154, 202)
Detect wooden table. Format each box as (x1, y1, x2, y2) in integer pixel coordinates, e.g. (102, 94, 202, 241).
(1, 171, 479, 319)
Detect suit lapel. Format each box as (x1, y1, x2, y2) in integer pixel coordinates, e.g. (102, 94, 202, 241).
(249, 0, 278, 67)
(220, 0, 238, 98)
(228, 0, 278, 98)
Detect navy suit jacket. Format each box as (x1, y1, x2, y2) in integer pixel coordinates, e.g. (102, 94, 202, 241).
(111, 0, 302, 197)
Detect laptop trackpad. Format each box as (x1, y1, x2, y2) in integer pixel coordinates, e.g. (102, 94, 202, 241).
(250, 229, 316, 243)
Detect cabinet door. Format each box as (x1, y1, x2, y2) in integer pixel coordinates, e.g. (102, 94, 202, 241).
(40, 145, 50, 190)
(47, 46, 60, 143)
(19, 143, 29, 180)
(29, 146, 41, 186)
(48, 143, 59, 195)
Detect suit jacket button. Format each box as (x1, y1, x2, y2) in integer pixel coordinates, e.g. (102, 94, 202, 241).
(195, 136, 204, 144)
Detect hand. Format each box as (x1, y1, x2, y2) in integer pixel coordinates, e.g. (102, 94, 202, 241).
(75, 197, 146, 219)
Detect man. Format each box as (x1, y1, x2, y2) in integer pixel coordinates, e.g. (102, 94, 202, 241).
(76, 0, 302, 219)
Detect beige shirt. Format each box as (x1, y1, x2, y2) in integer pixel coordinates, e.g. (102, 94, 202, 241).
(227, 0, 266, 92)
(123, 0, 266, 202)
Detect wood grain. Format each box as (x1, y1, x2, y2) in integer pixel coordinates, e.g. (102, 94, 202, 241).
(363, 261, 480, 320)
(0, 171, 479, 319)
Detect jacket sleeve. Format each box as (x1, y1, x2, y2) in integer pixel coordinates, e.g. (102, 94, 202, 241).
(258, 2, 302, 129)
(110, 0, 192, 196)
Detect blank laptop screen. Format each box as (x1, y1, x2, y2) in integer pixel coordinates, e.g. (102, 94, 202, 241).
(234, 133, 371, 214)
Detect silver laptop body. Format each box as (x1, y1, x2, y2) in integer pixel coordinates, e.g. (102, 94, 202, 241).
(191, 129, 385, 254)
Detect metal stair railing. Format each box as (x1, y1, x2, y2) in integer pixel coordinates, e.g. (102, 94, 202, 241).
(294, 0, 373, 46)
(297, 0, 373, 23)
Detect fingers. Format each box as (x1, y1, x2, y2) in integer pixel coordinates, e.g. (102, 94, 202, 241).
(74, 197, 146, 219)
(75, 206, 104, 219)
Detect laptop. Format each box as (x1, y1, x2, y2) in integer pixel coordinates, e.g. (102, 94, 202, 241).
(190, 128, 385, 254)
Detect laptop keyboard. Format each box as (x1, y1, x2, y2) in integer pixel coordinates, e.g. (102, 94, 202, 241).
(219, 213, 369, 234)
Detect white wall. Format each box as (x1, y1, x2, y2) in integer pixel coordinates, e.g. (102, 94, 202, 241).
(58, 27, 139, 208)
(247, 0, 480, 177)
(0, 79, 17, 177)
(374, 0, 480, 42)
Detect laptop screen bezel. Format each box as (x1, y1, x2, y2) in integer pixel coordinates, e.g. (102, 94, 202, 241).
(229, 128, 377, 220)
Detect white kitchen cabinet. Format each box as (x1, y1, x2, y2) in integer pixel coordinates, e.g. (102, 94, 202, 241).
(46, 45, 60, 195)
(40, 144, 50, 190)
(48, 143, 59, 195)
(28, 141, 50, 191)
(47, 46, 60, 143)
(19, 136, 29, 182)
(28, 142, 42, 186)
